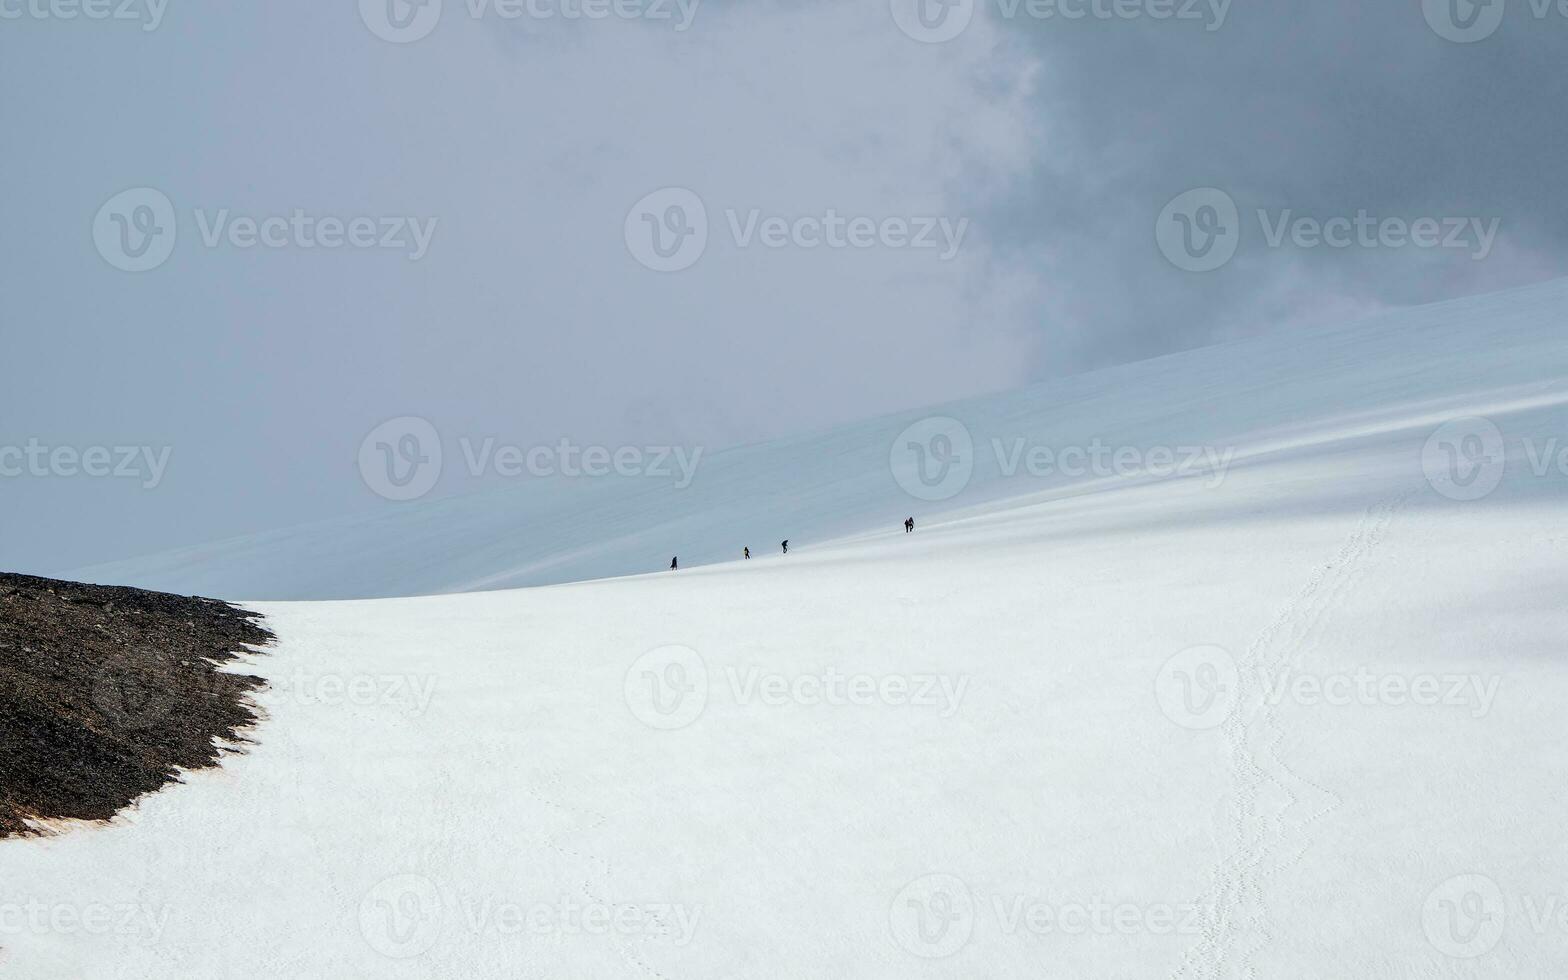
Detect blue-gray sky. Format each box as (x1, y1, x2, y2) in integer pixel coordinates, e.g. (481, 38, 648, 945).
(2, 0, 1564, 576)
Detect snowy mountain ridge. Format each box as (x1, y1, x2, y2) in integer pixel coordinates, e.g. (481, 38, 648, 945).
(70, 277, 1568, 600)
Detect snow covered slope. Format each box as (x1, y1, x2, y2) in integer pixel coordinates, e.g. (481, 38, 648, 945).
(8, 279, 1567, 977)
(70, 278, 1568, 601)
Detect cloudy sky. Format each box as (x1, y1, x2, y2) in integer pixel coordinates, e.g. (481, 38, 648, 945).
(2, 0, 1564, 574)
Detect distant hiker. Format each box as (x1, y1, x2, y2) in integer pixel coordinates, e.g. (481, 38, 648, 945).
(781, 540, 789, 554)
(670, 557, 678, 570)
(904, 517, 915, 533)
(743, 547, 750, 560)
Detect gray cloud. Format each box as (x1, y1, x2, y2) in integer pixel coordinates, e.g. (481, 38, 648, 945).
(972, 0, 1568, 370)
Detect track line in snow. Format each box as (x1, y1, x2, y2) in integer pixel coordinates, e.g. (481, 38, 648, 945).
(525, 769, 674, 979)
(1176, 492, 1411, 980)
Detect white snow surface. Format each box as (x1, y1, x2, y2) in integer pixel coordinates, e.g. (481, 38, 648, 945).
(7, 279, 1568, 977)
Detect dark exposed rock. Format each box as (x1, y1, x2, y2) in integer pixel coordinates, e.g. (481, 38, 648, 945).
(0, 573, 271, 838)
